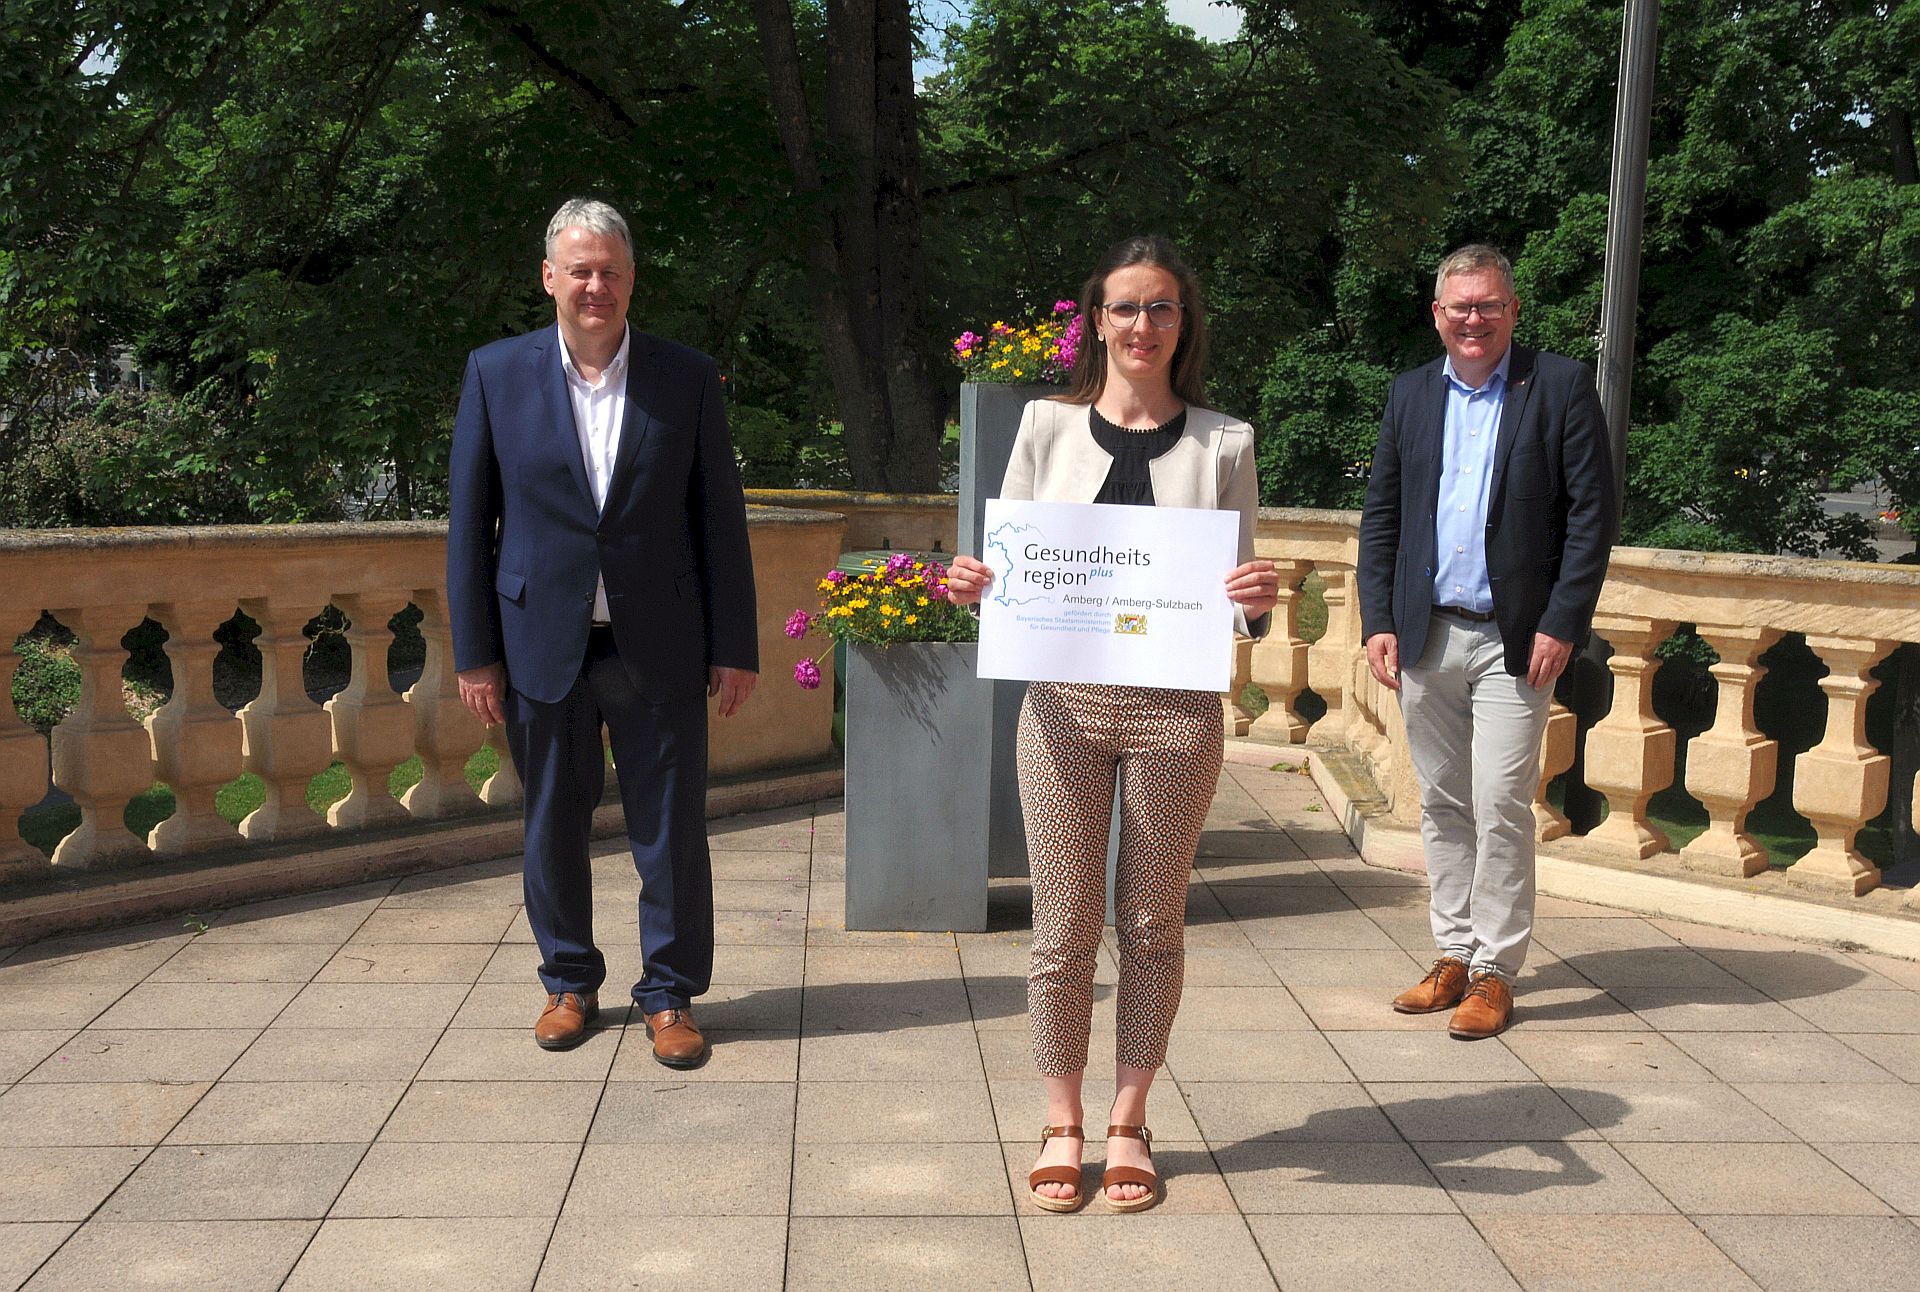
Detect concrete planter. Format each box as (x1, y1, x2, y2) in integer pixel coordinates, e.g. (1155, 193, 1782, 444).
(844, 640, 994, 931)
(959, 381, 1056, 879)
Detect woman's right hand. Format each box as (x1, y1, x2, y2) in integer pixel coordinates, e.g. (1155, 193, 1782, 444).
(943, 554, 994, 605)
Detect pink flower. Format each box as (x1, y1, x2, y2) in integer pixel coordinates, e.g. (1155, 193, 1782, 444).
(794, 658, 822, 690)
(1054, 298, 1077, 314)
(824, 569, 845, 585)
(784, 609, 811, 639)
(884, 552, 915, 575)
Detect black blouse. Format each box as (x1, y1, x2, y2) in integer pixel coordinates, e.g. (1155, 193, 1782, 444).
(1090, 407, 1187, 506)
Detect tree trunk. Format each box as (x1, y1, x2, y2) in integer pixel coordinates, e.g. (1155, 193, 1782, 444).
(750, 0, 943, 491)
(1888, 106, 1918, 188)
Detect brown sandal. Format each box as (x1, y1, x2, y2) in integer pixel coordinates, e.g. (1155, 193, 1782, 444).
(1101, 1124, 1159, 1212)
(1027, 1124, 1086, 1213)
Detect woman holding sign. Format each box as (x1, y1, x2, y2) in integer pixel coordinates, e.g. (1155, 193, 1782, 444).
(946, 235, 1279, 1213)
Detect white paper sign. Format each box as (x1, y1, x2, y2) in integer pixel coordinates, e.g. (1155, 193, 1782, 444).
(976, 498, 1239, 691)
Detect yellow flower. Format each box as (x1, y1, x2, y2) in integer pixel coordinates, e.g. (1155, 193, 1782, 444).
(916, 596, 929, 607)
(850, 598, 869, 609)
(904, 614, 918, 625)
(879, 603, 899, 618)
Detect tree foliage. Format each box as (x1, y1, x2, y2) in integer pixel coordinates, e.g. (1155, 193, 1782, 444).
(1, 0, 1915, 558)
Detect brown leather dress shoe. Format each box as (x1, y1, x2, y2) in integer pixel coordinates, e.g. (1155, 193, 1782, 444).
(1449, 973, 1514, 1039)
(1392, 957, 1469, 1014)
(534, 991, 598, 1050)
(645, 1006, 707, 1068)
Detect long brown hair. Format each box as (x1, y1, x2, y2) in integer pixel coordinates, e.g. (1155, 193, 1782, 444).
(1061, 234, 1209, 406)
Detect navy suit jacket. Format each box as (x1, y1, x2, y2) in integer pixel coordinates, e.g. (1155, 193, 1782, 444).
(446, 325, 758, 706)
(1358, 345, 1616, 678)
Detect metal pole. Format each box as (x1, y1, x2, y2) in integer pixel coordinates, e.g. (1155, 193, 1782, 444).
(1568, 0, 1659, 835)
(1596, 0, 1659, 513)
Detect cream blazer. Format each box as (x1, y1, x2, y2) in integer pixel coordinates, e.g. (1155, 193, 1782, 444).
(999, 397, 1270, 639)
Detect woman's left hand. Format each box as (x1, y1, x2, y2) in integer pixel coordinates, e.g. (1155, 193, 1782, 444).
(1224, 559, 1281, 618)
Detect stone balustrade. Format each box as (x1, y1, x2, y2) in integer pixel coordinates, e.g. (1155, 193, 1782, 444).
(0, 510, 844, 881)
(6, 498, 1915, 919)
(1237, 513, 1920, 909)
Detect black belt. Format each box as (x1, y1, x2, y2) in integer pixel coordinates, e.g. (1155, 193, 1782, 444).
(1434, 604, 1496, 623)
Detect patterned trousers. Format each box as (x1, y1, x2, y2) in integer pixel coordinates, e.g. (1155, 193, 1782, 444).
(1018, 681, 1224, 1075)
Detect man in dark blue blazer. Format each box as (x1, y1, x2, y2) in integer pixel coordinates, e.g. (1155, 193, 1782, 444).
(447, 198, 758, 1063)
(1358, 244, 1614, 1040)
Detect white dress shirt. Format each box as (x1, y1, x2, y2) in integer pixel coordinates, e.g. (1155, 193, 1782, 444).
(558, 323, 630, 622)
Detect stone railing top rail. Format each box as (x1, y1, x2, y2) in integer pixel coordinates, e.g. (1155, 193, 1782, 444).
(742, 489, 958, 510)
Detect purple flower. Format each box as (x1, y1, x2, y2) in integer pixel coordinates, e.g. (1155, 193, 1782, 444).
(824, 569, 845, 585)
(921, 562, 947, 589)
(794, 658, 822, 690)
(1054, 298, 1077, 315)
(784, 609, 811, 639)
(884, 552, 914, 575)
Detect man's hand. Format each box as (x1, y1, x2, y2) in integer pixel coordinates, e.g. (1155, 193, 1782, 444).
(1527, 633, 1574, 691)
(943, 554, 993, 605)
(1365, 632, 1400, 692)
(457, 662, 508, 725)
(710, 666, 757, 718)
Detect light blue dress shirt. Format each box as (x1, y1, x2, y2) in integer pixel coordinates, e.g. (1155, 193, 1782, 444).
(1431, 348, 1511, 614)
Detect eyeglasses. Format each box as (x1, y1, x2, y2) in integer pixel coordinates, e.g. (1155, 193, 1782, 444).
(1102, 299, 1184, 329)
(1438, 299, 1511, 322)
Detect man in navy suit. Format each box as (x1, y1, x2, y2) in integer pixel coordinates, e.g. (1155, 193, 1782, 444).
(1358, 244, 1614, 1039)
(447, 198, 757, 1063)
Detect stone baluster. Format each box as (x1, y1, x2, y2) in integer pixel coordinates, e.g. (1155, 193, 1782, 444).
(325, 591, 415, 829)
(1307, 567, 1353, 736)
(400, 589, 483, 818)
(0, 618, 50, 881)
(1580, 614, 1677, 859)
(479, 721, 521, 808)
(1679, 625, 1784, 878)
(144, 600, 244, 855)
(48, 604, 154, 869)
(237, 597, 335, 841)
(1247, 558, 1311, 742)
(1222, 635, 1255, 737)
(1534, 700, 1577, 842)
(1789, 635, 1895, 896)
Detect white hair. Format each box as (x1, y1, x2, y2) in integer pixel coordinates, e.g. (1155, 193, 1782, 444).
(544, 198, 633, 262)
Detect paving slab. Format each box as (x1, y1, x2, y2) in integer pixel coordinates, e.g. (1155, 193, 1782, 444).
(1474, 1213, 1760, 1290)
(166, 1080, 406, 1145)
(1668, 1030, 1902, 1083)
(1016, 1213, 1278, 1290)
(1696, 1215, 1920, 1292)
(1734, 1080, 1920, 1142)
(283, 1217, 549, 1292)
(1366, 1081, 1597, 1142)
(539, 1214, 788, 1291)
(378, 1080, 599, 1143)
(1616, 1140, 1892, 1214)
(222, 1026, 440, 1083)
(0, 1149, 145, 1222)
(98, 1143, 366, 1221)
(146, 941, 337, 984)
(330, 1141, 578, 1218)
(21, 1029, 258, 1085)
(1815, 1142, 1920, 1214)
(314, 942, 495, 983)
(0, 1081, 208, 1147)
(791, 1142, 1012, 1216)
(20, 1219, 316, 1291)
(1552, 1081, 1794, 1143)
(1246, 1214, 1518, 1290)
(785, 1217, 1025, 1291)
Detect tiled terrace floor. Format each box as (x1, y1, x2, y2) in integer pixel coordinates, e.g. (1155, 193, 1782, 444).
(5, 759, 1920, 1290)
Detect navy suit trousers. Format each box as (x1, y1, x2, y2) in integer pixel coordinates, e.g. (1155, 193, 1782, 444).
(504, 627, 713, 1013)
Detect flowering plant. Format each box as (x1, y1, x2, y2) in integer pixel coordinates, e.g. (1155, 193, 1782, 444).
(951, 299, 1084, 384)
(786, 552, 980, 689)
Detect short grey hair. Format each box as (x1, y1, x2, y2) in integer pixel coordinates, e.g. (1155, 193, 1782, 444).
(1433, 243, 1514, 300)
(544, 198, 634, 262)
